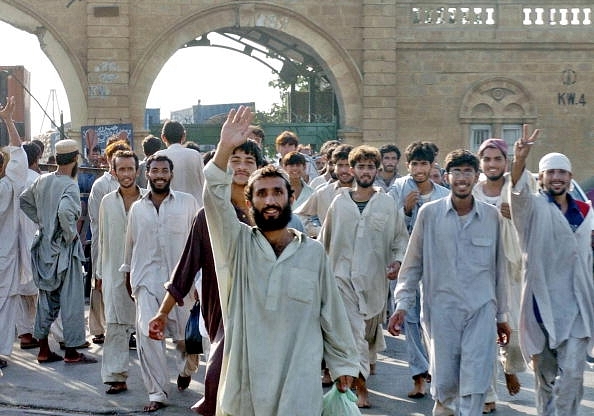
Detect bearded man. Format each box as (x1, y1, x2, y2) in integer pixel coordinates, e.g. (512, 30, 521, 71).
(20, 139, 97, 365)
(202, 106, 359, 416)
(120, 154, 199, 412)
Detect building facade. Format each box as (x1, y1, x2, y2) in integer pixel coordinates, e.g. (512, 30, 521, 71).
(0, 1, 592, 180)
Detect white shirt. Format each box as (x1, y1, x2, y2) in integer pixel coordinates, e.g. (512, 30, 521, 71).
(155, 143, 205, 207)
(120, 190, 198, 297)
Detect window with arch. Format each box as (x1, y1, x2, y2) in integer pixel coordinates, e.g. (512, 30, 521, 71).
(460, 78, 536, 156)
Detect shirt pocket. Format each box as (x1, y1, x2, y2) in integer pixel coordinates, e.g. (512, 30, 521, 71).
(469, 237, 493, 267)
(287, 268, 315, 304)
(369, 213, 389, 232)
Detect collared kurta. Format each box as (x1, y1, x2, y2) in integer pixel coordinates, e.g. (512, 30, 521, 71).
(97, 187, 147, 325)
(203, 162, 359, 416)
(510, 170, 594, 360)
(318, 188, 409, 378)
(319, 189, 408, 320)
(294, 181, 352, 237)
(0, 145, 28, 355)
(395, 197, 509, 406)
(120, 189, 198, 402)
(155, 143, 205, 206)
(474, 173, 535, 375)
(97, 186, 146, 384)
(20, 171, 86, 347)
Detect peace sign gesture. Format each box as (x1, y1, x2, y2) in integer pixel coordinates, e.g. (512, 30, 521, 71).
(514, 124, 540, 161)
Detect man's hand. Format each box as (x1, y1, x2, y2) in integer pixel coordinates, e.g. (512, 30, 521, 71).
(497, 321, 512, 346)
(387, 309, 407, 336)
(511, 124, 540, 186)
(386, 261, 401, 280)
(513, 124, 539, 162)
(403, 191, 420, 216)
(0, 96, 15, 122)
(95, 278, 102, 291)
(148, 312, 168, 340)
(335, 375, 353, 393)
(212, 106, 254, 171)
(499, 202, 511, 220)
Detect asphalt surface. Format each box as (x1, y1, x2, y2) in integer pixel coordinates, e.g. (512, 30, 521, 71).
(1, 328, 594, 415)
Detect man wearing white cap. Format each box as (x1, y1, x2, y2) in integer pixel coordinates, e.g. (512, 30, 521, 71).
(20, 138, 97, 365)
(510, 126, 594, 415)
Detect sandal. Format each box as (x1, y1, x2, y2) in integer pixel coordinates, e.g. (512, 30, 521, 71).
(177, 374, 191, 391)
(143, 401, 166, 412)
(59, 341, 91, 350)
(92, 334, 105, 344)
(37, 351, 63, 364)
(106, 382, 128, 395)
(64, 353, 97, 364)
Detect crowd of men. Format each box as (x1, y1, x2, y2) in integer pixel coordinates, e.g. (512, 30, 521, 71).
(1, 98, 593, 416)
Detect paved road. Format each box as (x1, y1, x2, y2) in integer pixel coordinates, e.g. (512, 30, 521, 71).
(1, 331, 594, 415)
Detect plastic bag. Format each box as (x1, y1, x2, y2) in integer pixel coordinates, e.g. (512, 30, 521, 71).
(185, 301, 203, 354)
(322, 384, 361, 416)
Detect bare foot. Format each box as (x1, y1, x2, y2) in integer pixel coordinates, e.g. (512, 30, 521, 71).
(407, 374, 426, 398)
(321, 368, 333, 387)
(505, 372, 521, 396)
(143, 401, 165, 412)
(355, 377, 371, 408)
(482, 401, 496, 414)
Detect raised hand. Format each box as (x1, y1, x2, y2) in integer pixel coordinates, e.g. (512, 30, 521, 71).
(0, 96, 15, 122)
(514, 124, 539, 161)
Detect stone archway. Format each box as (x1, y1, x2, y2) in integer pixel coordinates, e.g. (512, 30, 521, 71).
(0, 1, 87, 134)
(129, 2, 362, 137)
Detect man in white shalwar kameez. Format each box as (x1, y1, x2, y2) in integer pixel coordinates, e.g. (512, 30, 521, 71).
(20, 139, 97, 365)
(389, 149, 510, 416)
(0, 97, 27, 369)
(88, 140, 130, 345)
(294, 144, 354, 238)
(510, 126, 594, 416)
(203, 106, 359, 416)
(120, 154, 199, 412)
(97, 150, 146, 394)
(473, 139, 533, 413)
(319, 145, 409, 408)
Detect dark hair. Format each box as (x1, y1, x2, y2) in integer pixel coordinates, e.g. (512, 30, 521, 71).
(184, 141, 201, 152)
(161, 120, 185, 144)
(331, 144, 354, 163)
(105, 140, 131, 161)
(142, 135, 163, 157)
(202, 150, 216, 165)
(56, 151, 78, 166)
(379, 144, 401, 159)
(245, 164, 293, 202)
(146, 154, 174, 172)
(404, 141, 436, 164)
(32, 139, 45, 155)
(282, 151, 306, 167)
(349, 145, 381, 168)
(23, 142, 41, 167)
(274, 131, 299, 147)
(319, 140, 341, 157)
(112, 150, 139, 171)
(251, 126, 265, 140)
(235, 140, 264, 167)
(444, 149, 479, 172)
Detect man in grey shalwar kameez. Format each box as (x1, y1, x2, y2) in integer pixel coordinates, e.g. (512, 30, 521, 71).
(20, 139, 97, 365)
(510, 126, 594, 416)
(203, 106, 359, 416)
(389, 149, 510, 416)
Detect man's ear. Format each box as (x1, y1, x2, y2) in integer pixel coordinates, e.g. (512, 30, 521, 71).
(246, 199, 252, 209)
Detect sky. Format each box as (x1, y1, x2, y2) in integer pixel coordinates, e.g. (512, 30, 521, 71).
(0, 21, 282, 136)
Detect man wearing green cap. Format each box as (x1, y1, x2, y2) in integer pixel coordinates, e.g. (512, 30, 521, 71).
(510, 125, 594, 415)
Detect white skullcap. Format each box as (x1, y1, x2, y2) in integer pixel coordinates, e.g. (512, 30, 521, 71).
(55, 139, 79, 155)
(538, 152, 572, 173)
